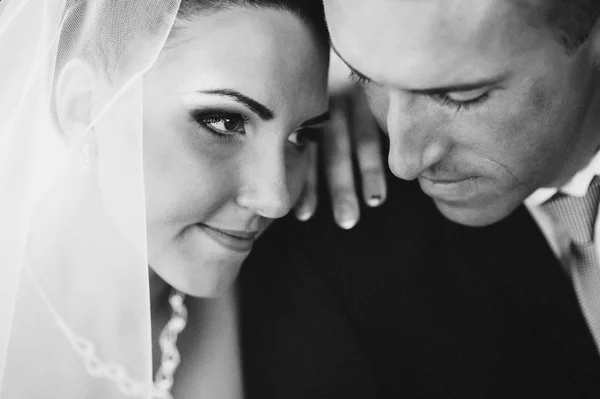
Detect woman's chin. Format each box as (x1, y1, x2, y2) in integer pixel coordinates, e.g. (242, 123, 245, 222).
(148, 226, 254, 297)
(151, 253, 247, 298)
(178, 270, 240, 298)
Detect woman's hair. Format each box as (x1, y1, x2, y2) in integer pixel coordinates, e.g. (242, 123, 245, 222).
(175, 0, 329, 49)
(58, 0, 328, 82)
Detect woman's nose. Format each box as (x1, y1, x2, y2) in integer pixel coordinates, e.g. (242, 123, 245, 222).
(236, 145, 291, 219)
(386, 91, 447, 180)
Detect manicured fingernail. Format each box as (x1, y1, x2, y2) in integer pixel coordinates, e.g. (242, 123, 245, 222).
(336, 203, 357, 230)
(297, 208, 312, 221)
(367, 194, 383, 207)
(339, 218, 357, 230)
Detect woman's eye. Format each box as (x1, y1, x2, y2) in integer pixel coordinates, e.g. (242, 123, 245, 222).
(196, 113, 246, 135)
(288, 131, 307, 148)
(288, 127, 323, 150)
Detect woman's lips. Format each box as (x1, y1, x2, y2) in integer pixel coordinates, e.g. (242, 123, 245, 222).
(197, 223, 258, 253)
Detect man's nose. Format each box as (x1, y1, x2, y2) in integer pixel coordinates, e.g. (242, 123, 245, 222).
(386, 91, 448, 180)
(235, 144, 291, 219)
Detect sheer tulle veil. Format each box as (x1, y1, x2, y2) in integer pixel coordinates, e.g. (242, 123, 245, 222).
(0, 0, 183, 397)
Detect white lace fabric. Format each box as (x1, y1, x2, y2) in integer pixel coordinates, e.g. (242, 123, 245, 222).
(0, 0, 182, 397)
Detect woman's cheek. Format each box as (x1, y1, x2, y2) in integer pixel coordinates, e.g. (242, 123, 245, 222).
(286, 151, 311, 205)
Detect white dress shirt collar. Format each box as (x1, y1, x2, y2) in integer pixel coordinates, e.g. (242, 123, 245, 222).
(526, 150, 600, 208)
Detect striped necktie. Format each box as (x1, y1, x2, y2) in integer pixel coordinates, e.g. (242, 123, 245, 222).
(543, 177, 600, 351)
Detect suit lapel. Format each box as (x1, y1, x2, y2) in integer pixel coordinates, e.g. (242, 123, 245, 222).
(444, 204, 600, 375)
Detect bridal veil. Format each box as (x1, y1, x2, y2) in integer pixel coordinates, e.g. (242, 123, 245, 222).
(0, 0, 183, 397)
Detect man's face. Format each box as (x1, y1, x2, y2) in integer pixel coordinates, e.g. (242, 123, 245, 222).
(325, 0, 600, 226)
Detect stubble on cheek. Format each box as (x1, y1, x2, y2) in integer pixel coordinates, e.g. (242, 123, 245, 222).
(524, 75, 590, 188)
(490, 77, 564, 190)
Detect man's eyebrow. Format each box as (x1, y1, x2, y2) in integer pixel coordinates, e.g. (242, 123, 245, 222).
(332, 43, 510, 93)
(198, 89, 274, 120)
(300, 111, 330, 127)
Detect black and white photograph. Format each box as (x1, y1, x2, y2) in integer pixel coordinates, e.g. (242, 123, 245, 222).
(1, 0, 600, 397)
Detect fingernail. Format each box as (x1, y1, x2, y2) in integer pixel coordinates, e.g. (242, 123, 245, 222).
(297, 208, 312, 221)
(367, 194, 383, 207)
(336, 203, 357, 230)
(339, 218, 357, 230)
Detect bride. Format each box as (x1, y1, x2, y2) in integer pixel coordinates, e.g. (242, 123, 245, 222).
(0, 0, 329, 397)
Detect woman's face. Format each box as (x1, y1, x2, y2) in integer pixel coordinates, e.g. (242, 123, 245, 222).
(143, 7, 329, 297)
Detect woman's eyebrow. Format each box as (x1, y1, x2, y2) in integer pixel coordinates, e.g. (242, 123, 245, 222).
(198, 89, 274, 120)
(300, 111, 330, 127)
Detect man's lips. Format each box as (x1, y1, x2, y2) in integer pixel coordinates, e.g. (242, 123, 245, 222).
(418, 175, 483, 202)
(420, 172, 478, 184)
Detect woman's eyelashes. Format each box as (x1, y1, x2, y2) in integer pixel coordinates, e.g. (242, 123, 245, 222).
(288, 126, 323, 151)
(192, 111, 248, 139)
(190, 109, 324, 153)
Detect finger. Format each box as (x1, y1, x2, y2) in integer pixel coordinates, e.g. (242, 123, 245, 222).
(294, 142, 318, 221)
(351, 87, 387, 207)
(323, 96, 360, 229)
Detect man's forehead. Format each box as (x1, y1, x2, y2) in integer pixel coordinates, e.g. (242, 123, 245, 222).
(325, 0, 538, 90)
(325, 0, 510, 27)
(325, 0, 537, 22)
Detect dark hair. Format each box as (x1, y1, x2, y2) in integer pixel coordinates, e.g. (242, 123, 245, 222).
(52, 0, 328, 127)
(176, 0, 329, 49)
(541, 0, 600, 51)
(58, 0, 328, 83)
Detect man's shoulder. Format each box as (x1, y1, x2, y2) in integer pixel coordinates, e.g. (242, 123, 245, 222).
(245, 175, 442, 274)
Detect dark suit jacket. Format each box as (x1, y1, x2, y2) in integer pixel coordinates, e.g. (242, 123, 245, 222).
(240, 170, 600, 399)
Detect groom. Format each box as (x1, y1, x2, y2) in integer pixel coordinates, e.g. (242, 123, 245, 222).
(241, 1, 600, 398)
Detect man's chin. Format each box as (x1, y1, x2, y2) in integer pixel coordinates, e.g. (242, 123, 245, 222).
(434, 200, 517, 227)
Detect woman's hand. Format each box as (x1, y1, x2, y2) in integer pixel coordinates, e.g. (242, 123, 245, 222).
(294, 51, 387, 229)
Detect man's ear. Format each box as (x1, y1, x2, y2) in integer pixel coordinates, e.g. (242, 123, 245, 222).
(55, 59, 95, 142)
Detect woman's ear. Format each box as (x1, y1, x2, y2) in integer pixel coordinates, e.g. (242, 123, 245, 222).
(55, 59, 95, 141)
